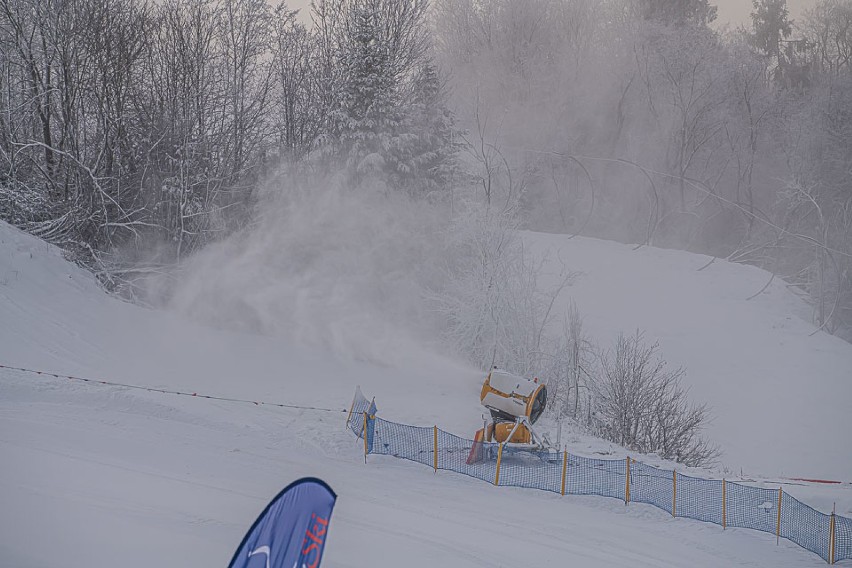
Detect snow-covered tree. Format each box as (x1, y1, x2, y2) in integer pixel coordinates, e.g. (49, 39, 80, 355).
(320, 0, 457, 192)
(332, 3, 401, 178)
(591, 331, 719, 467)
(388, 63, 458, 194)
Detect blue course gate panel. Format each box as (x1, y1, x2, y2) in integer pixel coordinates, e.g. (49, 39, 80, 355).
(677, 474, 723, 525)
(630, 462, 672, 513)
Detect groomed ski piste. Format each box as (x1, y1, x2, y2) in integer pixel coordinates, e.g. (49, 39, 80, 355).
(2, 219, 851, 567)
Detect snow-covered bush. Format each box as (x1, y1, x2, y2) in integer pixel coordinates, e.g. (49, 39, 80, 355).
(591, 330, 719, 467)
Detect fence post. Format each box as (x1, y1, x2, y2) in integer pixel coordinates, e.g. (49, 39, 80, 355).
(494, 443, 504, 486)
(776, 487, 783, 545)
(433, 425, 438, 472)
(346, 397, 355, 430)
(722, 479, 727, 530)
(672, 470, 677, 517)
(561, 449, 568, 496)
(625, 456, 631, 505)
(830, 511, 836, 565)
(363, 411, 369, 463)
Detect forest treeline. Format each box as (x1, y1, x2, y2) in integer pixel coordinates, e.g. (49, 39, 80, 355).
(435, 0, 852, 339)
(0, 0, 456, 265)
(0, 0, 850, 338)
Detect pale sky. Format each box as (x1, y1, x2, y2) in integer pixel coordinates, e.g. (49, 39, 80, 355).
(713, 0, 810, 28)
(289, 0, 312, 21)
(288, 0, 813, 31)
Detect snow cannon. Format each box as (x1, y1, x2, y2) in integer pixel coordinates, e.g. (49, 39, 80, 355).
(477, 368, 547, 446)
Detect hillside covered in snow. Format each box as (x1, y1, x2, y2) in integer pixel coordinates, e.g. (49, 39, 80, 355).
(2, 219, 850, 567)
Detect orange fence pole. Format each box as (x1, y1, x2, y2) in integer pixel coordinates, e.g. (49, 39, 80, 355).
(494, 443, 504, 486)
(561, 449, 568, 496)
(433, 425, 438, 472)
(672, 470, 677, 517)
(722, 479, 727, 529)
(830, 511, 836, 564)
(625, 456, 631, 504)
(776, 487, 783, 544)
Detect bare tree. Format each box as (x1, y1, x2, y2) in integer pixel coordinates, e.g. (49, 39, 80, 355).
(271, 6, 319, 160)
(802, 0, 852, 77)
(544, 301, 594, 423)
(591, 330, 719, 467)
(219, 0, 274, 180)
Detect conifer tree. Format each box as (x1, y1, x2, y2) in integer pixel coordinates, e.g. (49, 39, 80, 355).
(389, 63, 458, 194)
(333, 4, 400, 178)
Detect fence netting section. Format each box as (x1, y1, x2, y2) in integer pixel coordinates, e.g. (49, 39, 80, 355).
(371, 417, 434, 467)
(345, 391, 849, 564)
(346, 386, 373, 439)
(630, 461, 672, 512)
(499, 446, 562, 493)
(438, 429, 499, 483)
(678, 474, 723, 525)
(837, 512, 852, 562)
(567, 454, 626, 500)
(726, 482, 778, 534)
(780, 491, 832, 562)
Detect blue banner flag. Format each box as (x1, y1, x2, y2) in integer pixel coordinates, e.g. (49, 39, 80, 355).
(228, 478, 337, 568)
(365, 397, 377, 453)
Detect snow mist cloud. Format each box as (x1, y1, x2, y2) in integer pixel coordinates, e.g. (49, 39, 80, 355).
(158, 173, 446, 366)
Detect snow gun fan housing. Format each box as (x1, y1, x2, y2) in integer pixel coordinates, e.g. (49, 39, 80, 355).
(478, 369, 547, 446)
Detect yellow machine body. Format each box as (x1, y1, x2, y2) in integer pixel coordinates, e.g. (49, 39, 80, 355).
(480, 369, 547, 424)
(490, 422, 532, 444)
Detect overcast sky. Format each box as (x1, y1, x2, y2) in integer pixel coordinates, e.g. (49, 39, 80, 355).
(713, 0, 810, 28)
(287, 1, 814, 31)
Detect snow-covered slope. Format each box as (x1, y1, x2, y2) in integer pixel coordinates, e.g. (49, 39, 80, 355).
(525, 232, 852, 482)
(1, 221, 849, 567)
